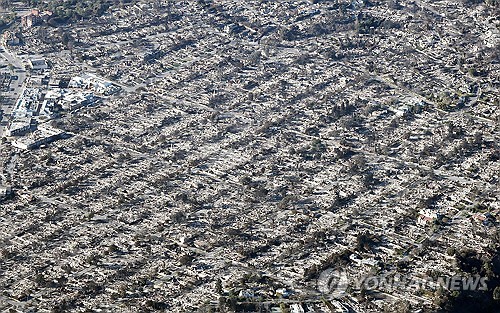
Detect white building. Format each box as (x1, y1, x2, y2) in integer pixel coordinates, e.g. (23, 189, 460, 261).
(0, 186, 12, 199)
(5, 117, 32, 137)
(11, 125, 64, 150)
(69, 74, 120, 95)
(28, 58, 48, 70)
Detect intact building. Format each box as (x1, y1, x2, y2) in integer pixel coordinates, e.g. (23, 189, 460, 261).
(29, 58, 48, 71)
(21, 9, 53, 28)
(5, 117, 33, 137)
(0, 185, 12, 200)
(11, 125, 65, 150)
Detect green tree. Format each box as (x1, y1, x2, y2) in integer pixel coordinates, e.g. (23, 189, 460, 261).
(493, 286, 500, 300)
(279, 302, 289, 313)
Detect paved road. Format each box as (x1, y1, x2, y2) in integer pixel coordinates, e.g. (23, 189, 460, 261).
(0, 45, 27, 137)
